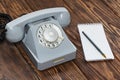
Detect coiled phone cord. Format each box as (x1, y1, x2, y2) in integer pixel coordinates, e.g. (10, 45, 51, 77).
(0, 13, 12, 42)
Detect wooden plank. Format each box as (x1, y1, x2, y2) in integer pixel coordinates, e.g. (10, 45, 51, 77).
(99, 0, 120, 17)
(82, 0, 120, 29)
(0, 42, 38, 80)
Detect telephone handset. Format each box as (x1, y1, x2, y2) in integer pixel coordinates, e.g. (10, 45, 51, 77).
(5, 7, 70, 42)
(5, 7, 76, 70)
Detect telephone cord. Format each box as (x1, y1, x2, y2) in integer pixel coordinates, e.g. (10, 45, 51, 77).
(0, 13, 12, 42)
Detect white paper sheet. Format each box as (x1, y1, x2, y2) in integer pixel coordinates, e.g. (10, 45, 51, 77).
(78, 23, 114, 61)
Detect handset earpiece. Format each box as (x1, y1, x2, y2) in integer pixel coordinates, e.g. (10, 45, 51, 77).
(5, 25, 25, 42)
(54, 10, 70, 28)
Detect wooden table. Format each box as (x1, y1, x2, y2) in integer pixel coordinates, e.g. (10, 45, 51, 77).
(0, 0, 120, 80)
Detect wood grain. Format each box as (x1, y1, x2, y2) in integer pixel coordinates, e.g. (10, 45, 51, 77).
(0, 0, 120, 80)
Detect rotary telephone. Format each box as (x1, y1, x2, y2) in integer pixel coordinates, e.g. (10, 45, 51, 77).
(5, 7, 76, 70)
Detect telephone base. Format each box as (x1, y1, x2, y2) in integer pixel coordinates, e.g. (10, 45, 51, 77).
(22, 42, 76, 70)
(22, 19, 76, 70)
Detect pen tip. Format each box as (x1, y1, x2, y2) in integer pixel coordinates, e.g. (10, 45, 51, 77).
(102, 54, 106, 58)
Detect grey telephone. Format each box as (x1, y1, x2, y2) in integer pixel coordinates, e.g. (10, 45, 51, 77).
(5, 7, 77, 70)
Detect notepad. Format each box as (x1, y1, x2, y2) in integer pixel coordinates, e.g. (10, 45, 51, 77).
(78, 23, 114, 61)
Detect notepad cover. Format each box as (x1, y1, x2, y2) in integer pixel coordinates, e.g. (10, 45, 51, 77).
(78, 23, 114, 61)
